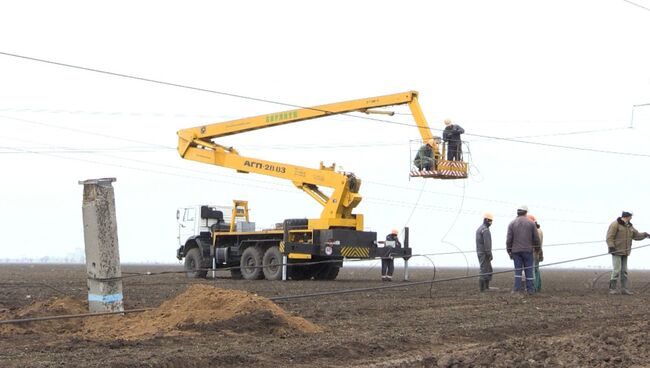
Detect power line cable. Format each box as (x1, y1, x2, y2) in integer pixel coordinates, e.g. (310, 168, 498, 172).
(0, 241, 639, 325)
(86, 239, 608, 283)
(623, 0, 650, 12)
(2, 51, 649, 158)
(0, 129, 607, 222)
(0, 113, 172, 149)
(269, 243, 650, 301)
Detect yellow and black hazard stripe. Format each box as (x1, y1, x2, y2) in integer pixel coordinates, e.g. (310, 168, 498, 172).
(340, 246, 370, 258)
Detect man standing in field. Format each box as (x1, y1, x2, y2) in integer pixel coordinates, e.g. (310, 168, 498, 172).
(606, 211, 650, 295)
(381, 229, 402, 281)
(476, 212, 494, 292)
(506, 205, 540, 294)
(527, 214, 544, 292)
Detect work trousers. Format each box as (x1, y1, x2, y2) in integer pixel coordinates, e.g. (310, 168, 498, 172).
(415, 157, 435, 171)
(381, 258, 394, 277)
(533, 261, 541, 292)
(447, 143, 462, 161)
(610, 254, 629, 282)
(512, 251, 535, 293)
(477, 252, 493, 281)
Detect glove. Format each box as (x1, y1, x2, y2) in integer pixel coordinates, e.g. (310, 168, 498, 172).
(608, 247, 616, 254)
(488, 253, 493, 262)
(507, 251, 513, 260)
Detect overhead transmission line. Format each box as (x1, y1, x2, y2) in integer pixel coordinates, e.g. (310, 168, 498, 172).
(0, 134, 609, 225)
(0, 132, 608, 224)
(623, 0, 650, 12)
(1, 51, 649, 158)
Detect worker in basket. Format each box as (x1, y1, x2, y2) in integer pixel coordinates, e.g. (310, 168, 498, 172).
(414, 139, 438, 171)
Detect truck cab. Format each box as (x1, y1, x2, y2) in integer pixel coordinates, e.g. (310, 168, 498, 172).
(176, 204, 233, 249)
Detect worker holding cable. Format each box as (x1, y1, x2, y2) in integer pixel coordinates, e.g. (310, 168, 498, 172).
(381, 229, 401, 281)
(476, 212, 494, 292)
(506, 205, 540, 295)
(606, 211, 650, 295)
(442, 119, 464, 161)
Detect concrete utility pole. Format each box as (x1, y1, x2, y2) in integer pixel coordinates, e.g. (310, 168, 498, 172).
(79, 178, 124, 313)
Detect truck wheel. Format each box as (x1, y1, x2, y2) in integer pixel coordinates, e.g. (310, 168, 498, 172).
(313, 263, 340, 280)
(288, 265, 310, 280)
(184, 248, 207, 278)
(240, 246, 263, 280)
(262, 246, 283, 280)
(230, 268, 243, 279)
(324, 265, 340, 280)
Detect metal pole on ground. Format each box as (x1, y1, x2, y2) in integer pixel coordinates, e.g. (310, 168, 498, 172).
(403, 226, 410, 281)
(404, 259, 410, 281)
(282, 254, 288, 281)
(79, 178, 124, 313)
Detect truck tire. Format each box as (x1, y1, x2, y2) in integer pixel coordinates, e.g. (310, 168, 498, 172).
(288, 265, 310, 280)
(314, 263, 340, 280)
(324, 265, 340, 280)
(262, 246, 283, 280)
(230, 268, 243, 279)
(240, 246, 264, 280)
(184, 248, 207, 279)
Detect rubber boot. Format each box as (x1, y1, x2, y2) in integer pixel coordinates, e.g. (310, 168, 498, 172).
(621, 278, 633, 295)
(479, 279, 486, 292)
(608, 279, 619, 295)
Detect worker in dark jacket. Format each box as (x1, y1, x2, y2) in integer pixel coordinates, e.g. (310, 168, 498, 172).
(382, 229, 402, 281)
(476, 212, 494, 292)
(414, 139, 437, 171)
(606, 211, 650, 295)
(442, 119, 464, 161)
(527, 214, 544, 292)
(506, 205, 540, 294)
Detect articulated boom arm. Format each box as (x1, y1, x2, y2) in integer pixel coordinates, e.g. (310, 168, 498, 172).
(177, 91, 435, 230)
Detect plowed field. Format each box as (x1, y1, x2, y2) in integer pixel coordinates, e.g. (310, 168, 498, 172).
(1, 264, 649, 367)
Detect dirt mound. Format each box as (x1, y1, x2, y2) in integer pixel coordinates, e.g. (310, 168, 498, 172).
(0, 297, 87, 335)
(2, 285, 320, 340)
(83, 284, 321, 340)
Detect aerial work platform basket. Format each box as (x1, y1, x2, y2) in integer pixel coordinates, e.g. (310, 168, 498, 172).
(409, 139, 468, 179)
(410, 159, 468, 179)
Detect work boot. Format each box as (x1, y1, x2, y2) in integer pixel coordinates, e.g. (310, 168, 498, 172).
(479, 279, 486, 292)
(485, 280, 498, 291)
(608, 280, 619, 295)
(621, 279, 634, 295)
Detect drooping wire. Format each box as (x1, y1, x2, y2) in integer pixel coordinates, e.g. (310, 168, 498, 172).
(439, 179, 470, 275)
(1, 51, 649, 158)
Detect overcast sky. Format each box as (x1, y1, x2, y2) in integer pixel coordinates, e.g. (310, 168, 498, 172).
(1, 0, 649, 270)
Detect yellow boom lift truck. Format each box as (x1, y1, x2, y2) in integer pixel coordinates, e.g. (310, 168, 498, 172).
(176, 91, 467, 280)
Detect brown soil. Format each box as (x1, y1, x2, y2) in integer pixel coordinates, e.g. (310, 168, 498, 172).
(1, 264, 650, 367)
(2, 284, 320, 341)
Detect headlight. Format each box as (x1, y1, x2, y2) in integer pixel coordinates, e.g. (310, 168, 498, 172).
(325, 246, 333, 256)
